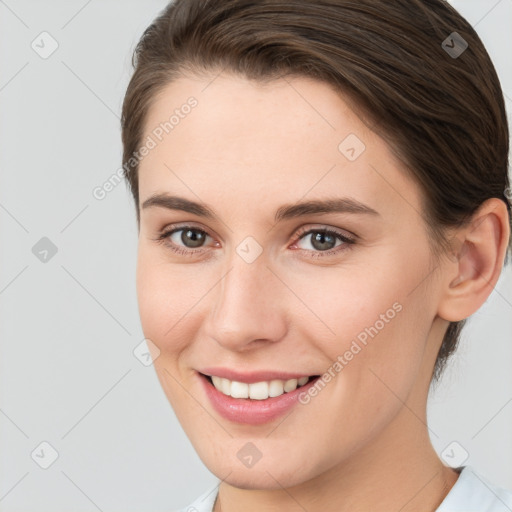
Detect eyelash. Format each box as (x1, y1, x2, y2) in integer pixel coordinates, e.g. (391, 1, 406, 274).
(153, 224, 356, 259)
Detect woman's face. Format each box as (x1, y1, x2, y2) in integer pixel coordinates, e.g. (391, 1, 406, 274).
(136, 73, 448, 489)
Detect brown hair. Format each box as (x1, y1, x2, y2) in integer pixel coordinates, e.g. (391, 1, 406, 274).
(121, 0, 511, 383)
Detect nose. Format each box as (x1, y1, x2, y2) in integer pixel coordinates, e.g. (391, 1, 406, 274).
(204, 252, 288, 352)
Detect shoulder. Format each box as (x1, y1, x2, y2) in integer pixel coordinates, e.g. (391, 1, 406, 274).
(171, 487, 218, 512)
(436, 465, 512, 511)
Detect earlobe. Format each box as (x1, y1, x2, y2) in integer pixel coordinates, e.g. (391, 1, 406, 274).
(438, 198, 510, 322)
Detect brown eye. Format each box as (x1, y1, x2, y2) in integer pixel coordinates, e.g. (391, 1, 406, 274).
(155, 224, 215, 252)
(172, 228, 208, 248)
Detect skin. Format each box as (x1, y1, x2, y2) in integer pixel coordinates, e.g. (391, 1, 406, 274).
(135, 72, 510, 512)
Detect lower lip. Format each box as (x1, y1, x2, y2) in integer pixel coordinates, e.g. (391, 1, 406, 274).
(198, 373, 319, 425)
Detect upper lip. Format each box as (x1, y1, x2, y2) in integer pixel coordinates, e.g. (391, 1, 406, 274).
(198, 367, 316, 384)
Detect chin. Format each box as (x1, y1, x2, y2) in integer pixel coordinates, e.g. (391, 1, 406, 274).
(213, 468, 307, 491)
(197, 446, 319, 490)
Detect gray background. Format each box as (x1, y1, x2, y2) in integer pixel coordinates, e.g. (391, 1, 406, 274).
(0, 1, 511, 511)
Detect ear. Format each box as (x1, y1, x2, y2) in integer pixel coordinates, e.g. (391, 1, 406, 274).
(437, 198, 511, 322)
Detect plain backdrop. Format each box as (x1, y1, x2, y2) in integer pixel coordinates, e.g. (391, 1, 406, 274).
(0, 1, 511, 511)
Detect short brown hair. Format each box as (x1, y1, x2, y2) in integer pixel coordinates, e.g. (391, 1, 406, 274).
(121, 0, 511, 383)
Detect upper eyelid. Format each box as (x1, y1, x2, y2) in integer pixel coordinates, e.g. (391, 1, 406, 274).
(295, 225, 356, 240)
(162, 222, 215, 239)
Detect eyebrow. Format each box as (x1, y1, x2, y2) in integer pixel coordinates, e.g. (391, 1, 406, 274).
(141, 193, 380, 222)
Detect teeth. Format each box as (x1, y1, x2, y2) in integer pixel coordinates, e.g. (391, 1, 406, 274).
(249, 381, 268, 400)
(209, 375, 311, 399)
(220, 377, 231, 395)
(298, 376, 308, 386)
(269, 379, 284, 397)
(230, 381, 249, 398)
(283, 378, 297, 392)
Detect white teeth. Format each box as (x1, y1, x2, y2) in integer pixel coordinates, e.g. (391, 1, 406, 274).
(269, 379, 284, 397)
(298, 376, 308, 386)
(209, 375, 311, 399)
(230, 381, 249, 398)
(220, 377, 231, 395)
(283, 378, 297, 392)
(249, 381, 269, 400)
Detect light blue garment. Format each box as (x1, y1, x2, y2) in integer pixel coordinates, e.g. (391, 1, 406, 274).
(175, 465, 512, 512)
(436, 465, 512, 511)
(175, 485, 217, 512)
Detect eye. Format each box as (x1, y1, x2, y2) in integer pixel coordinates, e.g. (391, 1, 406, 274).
(154, 224, 356, 258)
(168, 227, 210, 248)
(292, 227, 355, 256)
(155, 224, 216, 255)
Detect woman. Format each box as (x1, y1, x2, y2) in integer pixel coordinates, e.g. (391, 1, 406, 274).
(121, 0, 512, 510)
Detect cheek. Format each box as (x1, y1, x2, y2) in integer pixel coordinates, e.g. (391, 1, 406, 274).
(136, 247, 205, 352)
(290, 258, 429, 350)
(285, 248, 435, 396)
(136, 251, 209, 422)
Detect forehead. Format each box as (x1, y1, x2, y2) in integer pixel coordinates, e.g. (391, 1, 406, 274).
(138, 73, 422, 220)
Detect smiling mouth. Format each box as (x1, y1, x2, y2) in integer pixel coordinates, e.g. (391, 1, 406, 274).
(201, 373, 320, 400)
